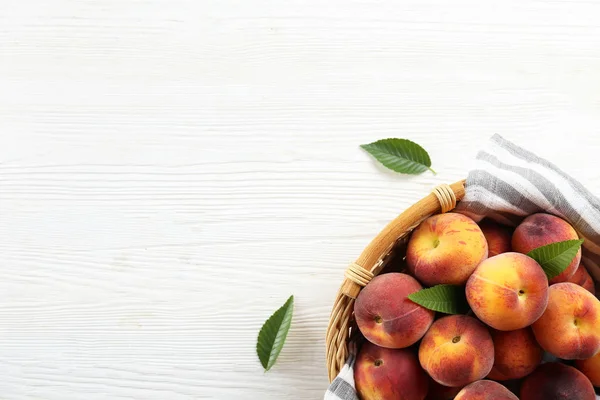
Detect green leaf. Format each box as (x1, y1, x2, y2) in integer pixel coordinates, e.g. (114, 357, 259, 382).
(256, 295, 294, 372)
(361, 138, 436, 175)
(408, 285, 468, 314)
(527, 239, 584, 280)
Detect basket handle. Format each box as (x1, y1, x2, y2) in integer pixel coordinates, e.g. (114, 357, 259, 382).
(326, 180, 466, 381)
(340, 181, 466, 298)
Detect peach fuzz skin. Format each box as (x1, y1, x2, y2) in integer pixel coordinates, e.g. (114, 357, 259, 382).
(355, 273, 435, 349)
(487, 328, 543, 381)
(512, 213, 581, 284)
(532, 282, 600, 360)
(418, 315, 494, 388)
(567, 263, 596, 294)
(466, 253, 548, 331)
(455, 380, 518, 400)
(407, 213, 488, 286)
(355, 342, 429, 400)
(479, 219, 513, 257)
(575, 350, 600, 387)
(520, 362, 596, 400)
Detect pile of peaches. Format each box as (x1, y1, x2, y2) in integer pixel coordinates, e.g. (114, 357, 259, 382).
(353, 212, 600, 400)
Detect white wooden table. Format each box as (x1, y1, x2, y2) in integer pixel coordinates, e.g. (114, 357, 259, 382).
(2, 0, 600, 398)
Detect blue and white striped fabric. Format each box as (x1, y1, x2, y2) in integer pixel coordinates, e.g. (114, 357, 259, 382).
(325, 134, 599, 400)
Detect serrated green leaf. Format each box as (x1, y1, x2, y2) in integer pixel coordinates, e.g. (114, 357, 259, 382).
(256, 295, 294, 372)
(408, 284, 468, 314)
(361, 138, 436, 175)
(527, 239, 584, 280)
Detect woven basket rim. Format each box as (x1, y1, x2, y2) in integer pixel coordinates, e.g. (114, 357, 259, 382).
(325, 180, 467, 381)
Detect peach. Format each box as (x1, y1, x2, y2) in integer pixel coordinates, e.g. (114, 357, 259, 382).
(455, 380, 518, 400)
(425, 379, 462, 400)
(479, 219, 513, 257)
(487, 328, 543, 380)
(532, 282, 600, 359)
(355, 273, 435, 348)
(575, 350, 600, 387)
(418, 315, 494, 387)
(407, 213, 488, 286)
(466, 253, 548, 331)
(512, 213, 581, 284)
(567, 263, 596, 294)
(355, 341, 429, 400)
(520, 362, 596, 400)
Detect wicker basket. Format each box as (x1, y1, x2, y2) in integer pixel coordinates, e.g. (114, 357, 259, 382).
(325, 180, 466, 381)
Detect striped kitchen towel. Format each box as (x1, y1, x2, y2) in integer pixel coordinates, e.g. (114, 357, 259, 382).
(323, 344, 359, 400)
(325, 134, 600, 400)
(456, 134, 600, 283)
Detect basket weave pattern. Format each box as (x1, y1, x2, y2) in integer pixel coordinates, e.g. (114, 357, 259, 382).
(325, 180, 466, 381)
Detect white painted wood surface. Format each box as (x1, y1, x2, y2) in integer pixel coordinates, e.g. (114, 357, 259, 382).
(1, 0, 600, 398)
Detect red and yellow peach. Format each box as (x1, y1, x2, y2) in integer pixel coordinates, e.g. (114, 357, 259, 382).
(575, 350, 600, 387)
(487, 327, 543, 380)
(466, 252, 548, 331)
(407, 213, 488, 286)
(520, 362, 596, 400)
(479, 219, 513, 257)
(455, 380, 518, 400)
(532, 282, 600, 359)
(418, 315, 494, 388)
(567, 263, 596, 294)
(512, 213, 581, 284)
(355, 273, 435, 349)
(355, 342, 429, 400)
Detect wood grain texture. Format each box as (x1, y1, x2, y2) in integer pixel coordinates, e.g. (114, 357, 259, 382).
(1, 0, 600, 398)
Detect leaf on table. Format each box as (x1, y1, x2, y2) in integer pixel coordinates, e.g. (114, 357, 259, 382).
(360, 138, 436, 175)
(408, 284, 468, 314)
(527, 239, 584, 280)
(256, 295, 294, 372)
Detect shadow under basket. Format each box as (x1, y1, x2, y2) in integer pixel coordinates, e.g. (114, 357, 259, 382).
(325, 180, 466, 382)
